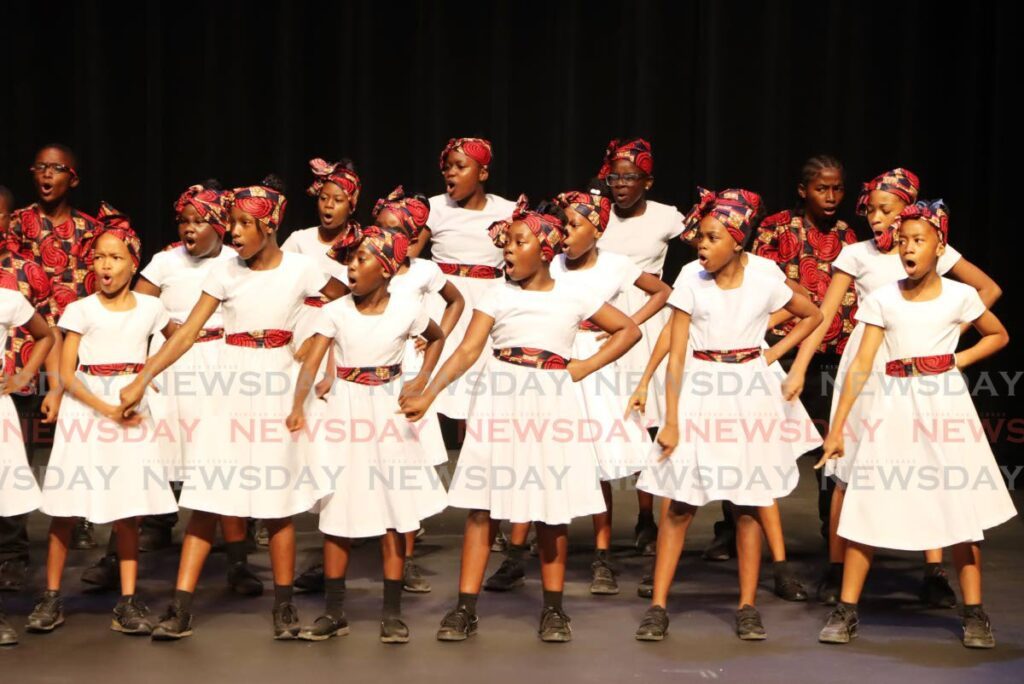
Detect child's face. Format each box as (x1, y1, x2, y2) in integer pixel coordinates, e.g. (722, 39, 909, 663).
(502, 222, 544, 282)
(561, 207, 599, 260)
(799, 168, 844, 223)
(374, 208, 407, 236)
(317, 181, 355, 230)
(442, 151, 488, 203)
(864, 190, 907, 245)
(346, 244, 389, 295)
(177, 204, 222, 258)
(898, 219, 944, 281)
(695, 215, 741, 273)
(0, 196, 11, 236)
(229, 206, 271, 260)
(93, 232, 135, 294)
(606, 159, 652, 210)
(31, 147, 78, 205)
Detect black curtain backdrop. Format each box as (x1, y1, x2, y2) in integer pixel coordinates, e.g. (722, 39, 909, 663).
(2, 0, 1021, 460)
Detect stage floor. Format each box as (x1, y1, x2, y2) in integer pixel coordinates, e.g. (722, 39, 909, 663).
(3, 458, 1022, 683)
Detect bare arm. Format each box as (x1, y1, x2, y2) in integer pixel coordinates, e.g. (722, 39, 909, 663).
(569, 303, 641, 382)
(764, 291, 823, 365)
(628, 273, 671, 326)
(436, 280, 465, 338)
(2, 314, 54, 395)
(790, 270, 854, 377)
(956, 309, 1009, 369)
(656, 309, 692, 460)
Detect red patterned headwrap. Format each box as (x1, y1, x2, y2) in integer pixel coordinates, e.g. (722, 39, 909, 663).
(346, 226, 409, 276)
(856, 167, 920, 216)
(307, 158, 361, 199)
(681, 187, 763, 246)
(230, 185, 287, 232)
(325, 223, 365, 265)
(488, 194, 564, 262)
(83, 202, 143, 268)
(439, 137, 493, 170)
(555, 191, 612, 234)
(174, 184, 231, 236)
(597, 138, 654, 180)
(372, 186, 430, 240)
(893, 199, 950, 246)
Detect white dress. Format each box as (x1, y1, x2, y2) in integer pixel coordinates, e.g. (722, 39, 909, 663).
(598, 200, 685, 426)
(827, 240, 962, 483)
(388, 258, 450, 466)
(448, 281, 607, 524)
(308, 296, 449, 538)
(550, 251, 652, 480)
(0, 289, 42, 516)
(426, 193, 516, 418)
(180, 251, 327, 519)
(837, 279, 1016, 550)
(41, 294, 178, 524)
(638, 268, 822, 507)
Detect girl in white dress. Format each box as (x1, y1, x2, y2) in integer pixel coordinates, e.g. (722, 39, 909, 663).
(288, 227, 448, 644)
(29, 205, 176, 637)
(633, 189, 822, 643)
(786, 169, 1003, 606)
(118, 178, 349, 641)
(400, 196, 641, 643)
(816, 200, 1015, 649)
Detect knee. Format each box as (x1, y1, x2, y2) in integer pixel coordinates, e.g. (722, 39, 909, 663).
(467, 510, 491, 526)
(665, 501, 695, 524)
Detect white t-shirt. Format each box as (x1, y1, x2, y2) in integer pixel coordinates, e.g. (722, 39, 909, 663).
(0, 289, 37, 349)
(313, 296, 428, 368)
(668, 268, 793, 351)
(57, 294, 169, 364)
(598, 200, 685, 276)
(201, 252, 328, 334)
(675, 251, 786, 287)
(856, 279, 985, 360)
(832, 239, 962, 301)
(550, 250, 643, 306)
(388, 258, 447, 302)
(427, 194, 516, 267)
(474, 281, 604, 358)
(139, 246, 235, 327)
(282, 226, 350, 286)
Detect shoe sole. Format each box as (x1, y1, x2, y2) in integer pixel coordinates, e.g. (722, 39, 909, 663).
(380, 633, 410, 644)
(0, 636, 17, 646)
(229, 585, 265, 598)
(437, 627, 477, 642)
(635, 632, 666, 642)
(539, 633, 572, 643)
(110, 620, 153, 636)
(963, 637, 995, 649)
(819, 628, 857, 644)
(403, 585, 432, 593)
(738, 633, 768, 641)
(0, 584, 25, 593)
(637, 589, 653, 599)
(274, 630, 301, 640)
(151, 629, 193, 641)
(590, 585, 621, 595)
(25, 616, 64, 633)
(775, 591, 808, 602)
(298, 626, 351, 642)
(483, 578, 525, 592)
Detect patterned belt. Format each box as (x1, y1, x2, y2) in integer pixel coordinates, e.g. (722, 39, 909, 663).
(225, 329, 294, 349)
(493, 347, 569, 370)
(579, 319, 602, 332)
(336, 364, 403, 386)
(885, 354, 956, 377)
(78, 363, 145, 376)
(435, 262, 503, 279)
(692, 347, 762, 364)
(303, 296, 327, 308)
(196, 327, 225, 343)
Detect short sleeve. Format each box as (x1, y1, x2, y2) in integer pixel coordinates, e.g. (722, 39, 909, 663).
(958, 286, 986, 324)
(937, 243, 963, 275)
(201, 262, 229, 301)
(855, 292, 885, 328)
(423, 261, 447, 294)
(666, 282, 695, 314)
(57, 300, 87, 334)
(4, 291, 36, 328)
(311, 308, 339, 340)
(831, 243, 860, 278)
(664, 207, 685, 241)
(139, 252, 168, 288)
(473, 285, 502, 319)
(767, 278, 794, 312)
(281, 231, 301, 253)
(577, 290, 607, 321)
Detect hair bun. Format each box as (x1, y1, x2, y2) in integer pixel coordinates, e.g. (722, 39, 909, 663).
(260, 174, 287, 193)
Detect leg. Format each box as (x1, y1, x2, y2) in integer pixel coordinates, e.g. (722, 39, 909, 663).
(734, 505, 768, 640)
(651, 500, 697, 607)
(759, 502, 807, 602)
(380, 530, 409, 643)
(402, 529, 430, 593)
(507, 521, 531, 547)
(222, 515, 263, 596)
(592, 481, 613, 551)
(174, 510, 219, 592)
(264, 517, 300, 640)
(0, 514, 31, 592)
(45, 517, 75, 592)
(634, 480, 658, 555)
(589, 482, 619, 595)
(702, 500, 736, 561)
(297, 535, 352, 642)
(112, 518, 140, 596)
(839, 541, 874, 605)
(920, 546, 956, 608)
(535, 521, 572, 642)
(437, 511, 496, 641)
(953, 542, 994, 648)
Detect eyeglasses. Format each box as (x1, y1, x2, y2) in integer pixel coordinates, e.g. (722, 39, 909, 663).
(29, 162, 77, 176)
(605, 173, 645, 185)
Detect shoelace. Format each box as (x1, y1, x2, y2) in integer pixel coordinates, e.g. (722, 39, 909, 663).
(275, 604, 299, 624)
(542, 608, 570, 630)
(441, 608, 472, 631)
(639, 608, 667, 629)
(120, 598, 149, 618)
(737, 610, 763, 631)
(405, 562, 423, 579)
(592, 561, 616, 580)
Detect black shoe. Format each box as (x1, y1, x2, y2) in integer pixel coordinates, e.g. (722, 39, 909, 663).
(920, 566, 957, 609)
(589, 557, 619, 595)
(773, 564, 808, 602)
(111, 596, 153, 635)
(226, 561, 264, 597)
(151, 601, 194, 640)
(138, 526, 173, 553)
(70, 520, 97, 550)
(702, 520, 735, 561)
(483, 558, 526, 592)
(254, 525, 270, 548)
(380, 615, 410, 644)
(816, 564, 843, 605)
(272, 602, 301, 640)
(402, 559, 431, 593)
(490, 530, 508, 553)
(637, 560, 654, 598)
(436, 606, 478, 641)
(635, 606, 669, 641)
(26, 591, 64, 633)
(735, 604, 767, 641)
(81, 553, 120, 591)
(961, 605, 995, 649)
(298, 614, 350, 641)
(538, 606, 572, 643)
(634, 516, 658, 556)
(294, 563, 325, 593)
(819, 603, 859, 644)
(0, 559, 28, 592)
(0, 612, 17, 646)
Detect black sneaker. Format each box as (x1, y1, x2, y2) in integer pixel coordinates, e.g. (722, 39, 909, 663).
(634, 516, 658, 556)
(0, 559, 28, 592)
(151, 601, 193, 640)
(538, 606, 572, 643)
(637, 561, 654, 599)
(138, 526, 173, 553)
(635, 606, 669, 641)
(26, 591, 64, 633)
(111, 596, 153, 635)
(816, 564, 842, 605)
(81, 553, 120, 591)
(380, 615, 410, 644)
(298, 614, 350, 641)
(0, 612, 17, 646)
(920, 566, 957, 609)
(589, 558, 619, 595)
(735, 604, 767, 641)
(773, 564, 808, 602)
(294, 563, 325, 593)
(436, 606, 478, 641)
(818, 603, 859, 644)
(71, 520, 97, 550)
(483, 558, 526, 592)
(272, 602, 301, 640)
(490, 530, 508, 553)
(961, 605, 995, 649)
(226, 561, 264, 597)
(702, 520, 735, 561)
(403, 559, 431, 593)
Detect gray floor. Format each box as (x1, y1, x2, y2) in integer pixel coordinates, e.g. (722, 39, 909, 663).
(2, 458, 1022, 684)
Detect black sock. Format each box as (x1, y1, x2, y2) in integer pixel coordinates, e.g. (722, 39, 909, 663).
(174, 589, 194, 612)
(507, 543, 528, 562)
(457, 592, 478, 615)
(924, 562, 942, 575)
(273, 584, 294, 607)
(595, 548, 611, 563)
(120, 593, 134, 601)
(542, 589, 563, 611)
(637, 511, 655, 525)
(382, 579, 403, 618)
(773, 559, 790, 575)
(839, 600, 857, 611)
(325, 577, 346, 617)
(225, 541, 248, 566)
